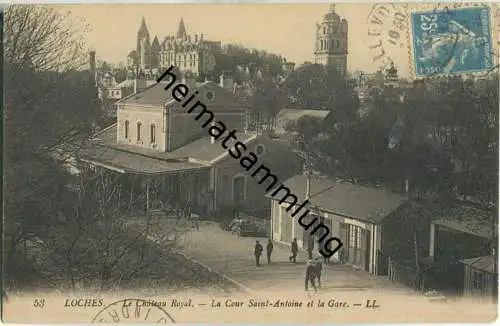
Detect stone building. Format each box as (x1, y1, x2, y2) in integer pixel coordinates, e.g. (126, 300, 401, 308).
(127, 18, 221, 78)
(313, 4, 348, 76)
(78, 75, 301, 217)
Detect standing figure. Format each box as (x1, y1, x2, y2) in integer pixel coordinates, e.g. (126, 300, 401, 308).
(266, 239, 274, 264)
(305, 259, 317, 292)
(289, 238, 298, 263)
(183, 200, 192, 219)
(307, 236, 315, 259)
(314, 257, 323, 289)
(254, 240, 263, 267)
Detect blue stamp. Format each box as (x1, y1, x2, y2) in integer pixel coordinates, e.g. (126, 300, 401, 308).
(411, 7, 494, 77)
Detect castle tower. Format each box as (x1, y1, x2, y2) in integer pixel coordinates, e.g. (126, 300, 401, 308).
(176, 18, 187, 39)
(136, 17, 151, 69)
(314, 4, 348, 76)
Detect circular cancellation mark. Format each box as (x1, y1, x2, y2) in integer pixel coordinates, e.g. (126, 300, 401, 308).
(91, 299, 176, 323)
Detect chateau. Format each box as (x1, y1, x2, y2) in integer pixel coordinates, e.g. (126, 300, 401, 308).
(313, 4, 348, 76)
(127, 18, 221, 78)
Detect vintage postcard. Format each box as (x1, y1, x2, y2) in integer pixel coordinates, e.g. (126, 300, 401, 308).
(2, 2, 499, 323)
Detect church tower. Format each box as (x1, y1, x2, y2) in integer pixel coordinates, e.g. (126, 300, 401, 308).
(136, 17, 151, 70)
(314, 4, 348, 76)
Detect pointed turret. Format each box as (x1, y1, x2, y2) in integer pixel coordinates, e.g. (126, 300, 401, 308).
(151, 36, 161, 51)
(138, 17, 150, 38)
(176, 18, 187, 39)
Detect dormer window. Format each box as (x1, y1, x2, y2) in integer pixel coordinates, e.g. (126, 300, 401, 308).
(150, 124, 156, 143)
(124, 120, 130, 139)
(137, 122, 142, 141)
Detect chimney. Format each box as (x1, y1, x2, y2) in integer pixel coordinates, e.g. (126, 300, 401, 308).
(219, 71, 234, 92)
(210, 121, 216, 144)
(305, 173, 311, 201)
(89, 51, 96, 86)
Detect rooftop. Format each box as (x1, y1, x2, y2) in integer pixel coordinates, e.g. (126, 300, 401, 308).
(460, 256, 497, 274)
(266, 174, 407, 223)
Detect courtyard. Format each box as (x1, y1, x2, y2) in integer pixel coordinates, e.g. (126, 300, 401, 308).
(132, 216, 418, 295)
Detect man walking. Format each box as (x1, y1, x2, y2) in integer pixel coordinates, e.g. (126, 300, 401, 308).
(305, 259, 317, 292)
(254, 240, 263, 267)
(314, 257, 323, 289)
(266, 239, 274, 264)
(289, 238, 298, 263)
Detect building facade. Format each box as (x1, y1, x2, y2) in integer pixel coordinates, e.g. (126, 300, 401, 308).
(313, 4, 348, 76)
(268, 175, 407, 275)
(128, 18, 221, 78)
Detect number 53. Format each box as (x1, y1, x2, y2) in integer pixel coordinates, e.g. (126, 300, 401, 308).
(421, 14, 437, 32)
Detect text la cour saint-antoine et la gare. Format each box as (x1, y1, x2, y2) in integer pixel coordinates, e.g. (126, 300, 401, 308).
(155, 65, 343, 259)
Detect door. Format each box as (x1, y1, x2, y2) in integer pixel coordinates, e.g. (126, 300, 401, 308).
(280, 207, 293, 243)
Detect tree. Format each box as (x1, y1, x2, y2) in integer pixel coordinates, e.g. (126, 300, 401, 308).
(3, 5, 102, 288)
(282, 63, 359, 116)
(250, 77, 285, 131)
(4, 5, 89, 73)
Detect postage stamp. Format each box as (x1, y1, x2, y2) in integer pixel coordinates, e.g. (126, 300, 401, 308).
(410, 6, 494, 77)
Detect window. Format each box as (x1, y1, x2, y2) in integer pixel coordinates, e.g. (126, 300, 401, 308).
(348, 224, 362, 249)
(323, 27, 326, 34)
(336, 40, 340, 48)
(150, 124, 156, 143)
(124, 120, 129, 139)
(255, 144, 265, 155)
(137, 122, 142, 141)
(472, 271, 483, 290)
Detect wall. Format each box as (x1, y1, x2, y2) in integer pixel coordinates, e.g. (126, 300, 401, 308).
(117, 104, 166, 151)
(212, 135, 301, 213)
(463, 265, 496, 302)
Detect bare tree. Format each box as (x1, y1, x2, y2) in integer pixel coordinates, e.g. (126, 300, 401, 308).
(4, 5, 89, 73)
(40, 166, 189, 292)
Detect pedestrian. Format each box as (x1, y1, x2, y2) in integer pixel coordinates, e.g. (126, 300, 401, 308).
(305, 259, 317, 292)
(289, 238, 298, 263)
(314, 257, 323, 289)
(183, 200, 192, 219)
(266, 239, 274, 264)
(254, 240, 263, 267)
(307, 236, 315, 259)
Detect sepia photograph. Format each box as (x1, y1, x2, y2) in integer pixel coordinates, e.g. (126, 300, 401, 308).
(2, 2, 499, 323)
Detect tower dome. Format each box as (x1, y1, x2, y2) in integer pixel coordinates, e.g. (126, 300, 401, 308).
(323, 4, 340, 23)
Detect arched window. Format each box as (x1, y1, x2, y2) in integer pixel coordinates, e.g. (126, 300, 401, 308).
(137, 122, 142, 141)
(124, 120, 129, 139)
(150, 124, 156, 143)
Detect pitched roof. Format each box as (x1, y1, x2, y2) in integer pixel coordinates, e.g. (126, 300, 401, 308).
(116, 81, 226, 107)
(460, 256, 496, 274)
(79, 144, 207, 175)
(433, 205, 497, 240)
(267, 174, 407, 223)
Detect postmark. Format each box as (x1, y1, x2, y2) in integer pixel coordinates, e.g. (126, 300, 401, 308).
(410, 6, 494, 77)
(367, 3, 410, 71)
(91, 299, 176, 323)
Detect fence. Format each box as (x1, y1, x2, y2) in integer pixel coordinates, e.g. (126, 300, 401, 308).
(388, 256, 425, 292)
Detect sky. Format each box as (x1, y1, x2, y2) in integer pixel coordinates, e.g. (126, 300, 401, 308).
(53, 3, 469, 78)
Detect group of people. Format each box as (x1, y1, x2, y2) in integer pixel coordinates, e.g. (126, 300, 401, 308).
(159, 199, 199, 230)
(253, 238, 325, 292)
